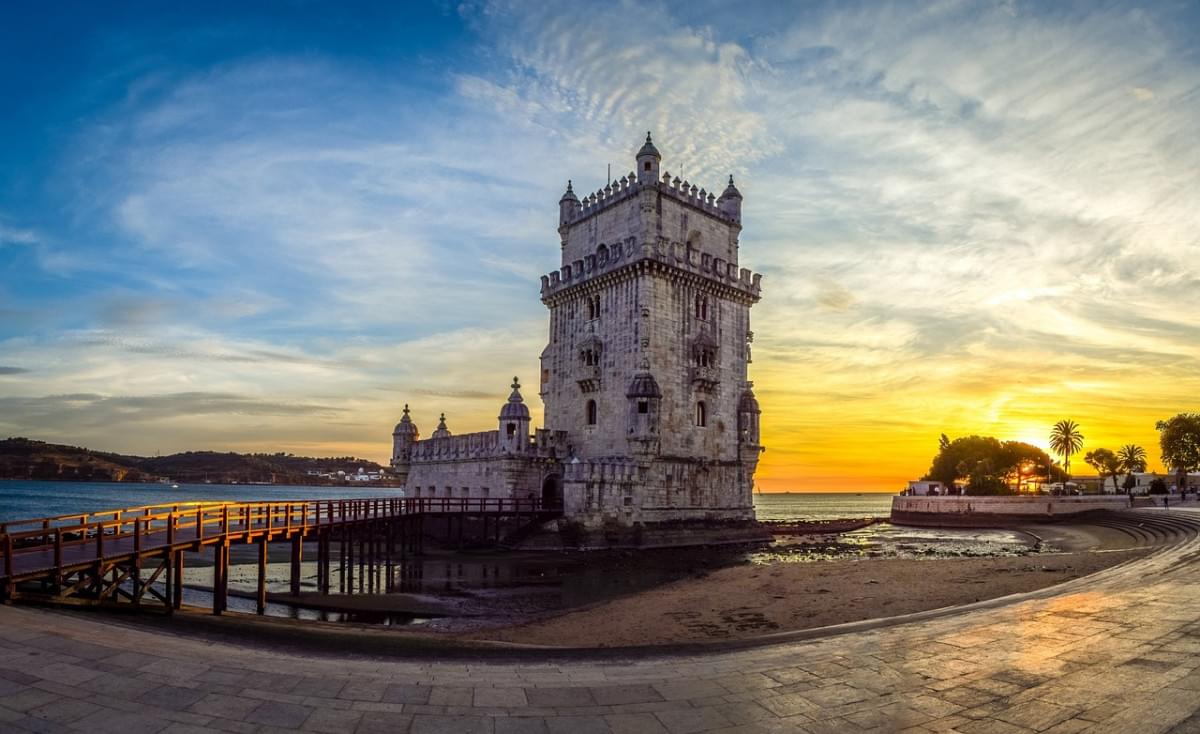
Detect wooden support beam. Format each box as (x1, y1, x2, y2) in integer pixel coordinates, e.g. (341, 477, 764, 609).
(257, 537, 268, 615)
(172, 551, 184, 609)
(289, 534, 302, 596)
(213, 543, 228, 615)
(164, 550, 174, 615)
(338, 529, 346, 594)
(318, 531, 329, 595)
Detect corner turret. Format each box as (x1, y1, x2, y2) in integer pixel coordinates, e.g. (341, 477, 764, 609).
(737, 384, 761, 446)
(558, 180, 579, 228)
(636, 131, 661, 185)
(391, 404, 420, 484)
(718, 175, 743, 222)
(498, 377, 531, 453)
(626, 372, 663, 456)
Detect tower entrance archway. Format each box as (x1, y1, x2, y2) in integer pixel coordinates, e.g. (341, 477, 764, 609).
(541, 474, 563, 509)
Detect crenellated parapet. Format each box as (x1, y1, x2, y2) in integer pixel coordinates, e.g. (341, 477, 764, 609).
(540, 242, 762, 304)
(410, 430, 501, 462)
(408, 427, 570, 463)
(558, 171, 742, 230)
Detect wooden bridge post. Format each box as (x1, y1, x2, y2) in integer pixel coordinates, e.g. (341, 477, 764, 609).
(347, 525, 355, 594)
(257, 537, 268, 615)
(163, 549, 174, 615)
(2, 533, 13, 603)
(213, 543, 228, 615)
(317, 530, 329, 595)
(338, 528, 347, 594)
(289, 534, 302, 596)
(357, 524, 365, 594)
(385, 521, 395, 592)
(52, 529, 63, 593)
(172, 551, 184, 610)
(132, 518, 142, 608)
(367, 523, 375, 595)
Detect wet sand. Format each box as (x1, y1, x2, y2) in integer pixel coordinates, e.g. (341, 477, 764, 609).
(464, 548, 1146, 647)
(170, 520, 1153, 648)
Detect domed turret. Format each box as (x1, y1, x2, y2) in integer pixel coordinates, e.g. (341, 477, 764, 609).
(391, 404, 419, 484)
(636, 131, 661, 185)
(558, 180, 579, 226)
(498, 377, 531, 453)
(718, 174, 743, 221)
(392, 404, 419, 439)
(430, 413, 451, 439)
(625, 372, 662, 398)
(499, 377, 530, 421)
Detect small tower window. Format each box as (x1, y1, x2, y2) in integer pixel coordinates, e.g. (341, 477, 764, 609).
(586, 294, 601, 320)
(695, 401, 707, 427)
(695, 295, 709, 321)
(644, 161, 652, 171)
(586, 400, 597, 425)
(637, 400, 649, 414)
(506, 422, 516, 436)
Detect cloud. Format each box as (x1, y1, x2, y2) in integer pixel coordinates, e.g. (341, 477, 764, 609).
(0, 224, 38, 246)
(0, 366, 30, 375)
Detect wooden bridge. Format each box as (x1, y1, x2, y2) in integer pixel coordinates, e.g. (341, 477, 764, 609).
(0, 497, 558, 615)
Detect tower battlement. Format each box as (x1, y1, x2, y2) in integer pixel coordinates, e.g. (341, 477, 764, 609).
(559, 169, 741, 229)
(539, 242, 763, 302)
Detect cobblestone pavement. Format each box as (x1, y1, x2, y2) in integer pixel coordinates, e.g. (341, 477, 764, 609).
(4, 509, 1200, 733)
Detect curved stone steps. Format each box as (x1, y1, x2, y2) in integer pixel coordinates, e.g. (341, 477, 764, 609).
(1080, 509, 1200, 548)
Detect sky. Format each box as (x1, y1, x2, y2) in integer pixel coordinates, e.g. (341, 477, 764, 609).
(1, 0, 1198, 491)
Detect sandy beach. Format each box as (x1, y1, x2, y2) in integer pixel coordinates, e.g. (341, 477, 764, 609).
(464, 548, 1146, 646)
(161, 518, 1152, 649)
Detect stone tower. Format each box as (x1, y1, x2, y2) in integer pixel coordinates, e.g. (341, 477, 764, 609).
(538, 133, 764, 525)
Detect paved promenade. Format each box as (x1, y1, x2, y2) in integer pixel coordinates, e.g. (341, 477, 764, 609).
(3, 509, 1200, 733)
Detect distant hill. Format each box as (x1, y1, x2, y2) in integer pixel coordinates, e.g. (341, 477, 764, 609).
(0, 437, 393, 485)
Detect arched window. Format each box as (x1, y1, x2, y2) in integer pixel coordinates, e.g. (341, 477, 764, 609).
(695, 295, 708, 321)
(586, 400, 597, 425)
(586, 294, 601, 320)
(695, 401, 707, 427)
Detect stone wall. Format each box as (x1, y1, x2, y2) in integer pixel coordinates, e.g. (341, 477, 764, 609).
(891, 495, 1132, 527)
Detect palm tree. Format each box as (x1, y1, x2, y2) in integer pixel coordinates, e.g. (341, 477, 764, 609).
(1117, 444, 1147, 475)
(1049, 420, 1085, 485)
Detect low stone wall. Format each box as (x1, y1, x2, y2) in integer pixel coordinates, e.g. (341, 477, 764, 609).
(519, 520, 772, 551)
(892, 495, 1132, 527)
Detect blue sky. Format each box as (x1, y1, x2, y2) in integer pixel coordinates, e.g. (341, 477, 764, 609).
(2, 1, 1198, 488)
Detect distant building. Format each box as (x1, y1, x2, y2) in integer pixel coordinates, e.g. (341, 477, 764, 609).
(391, 133, 765, 528)
(906, 480, 946, 496)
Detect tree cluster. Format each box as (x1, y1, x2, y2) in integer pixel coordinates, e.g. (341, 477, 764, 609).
(923, 435, 1060, 495)
(1157, 413, 1200, 490)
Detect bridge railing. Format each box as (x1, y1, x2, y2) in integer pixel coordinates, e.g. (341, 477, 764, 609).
(1, 496, 548, 579)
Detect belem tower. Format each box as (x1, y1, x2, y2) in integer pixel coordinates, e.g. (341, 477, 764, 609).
(391, 133, 763, 530)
